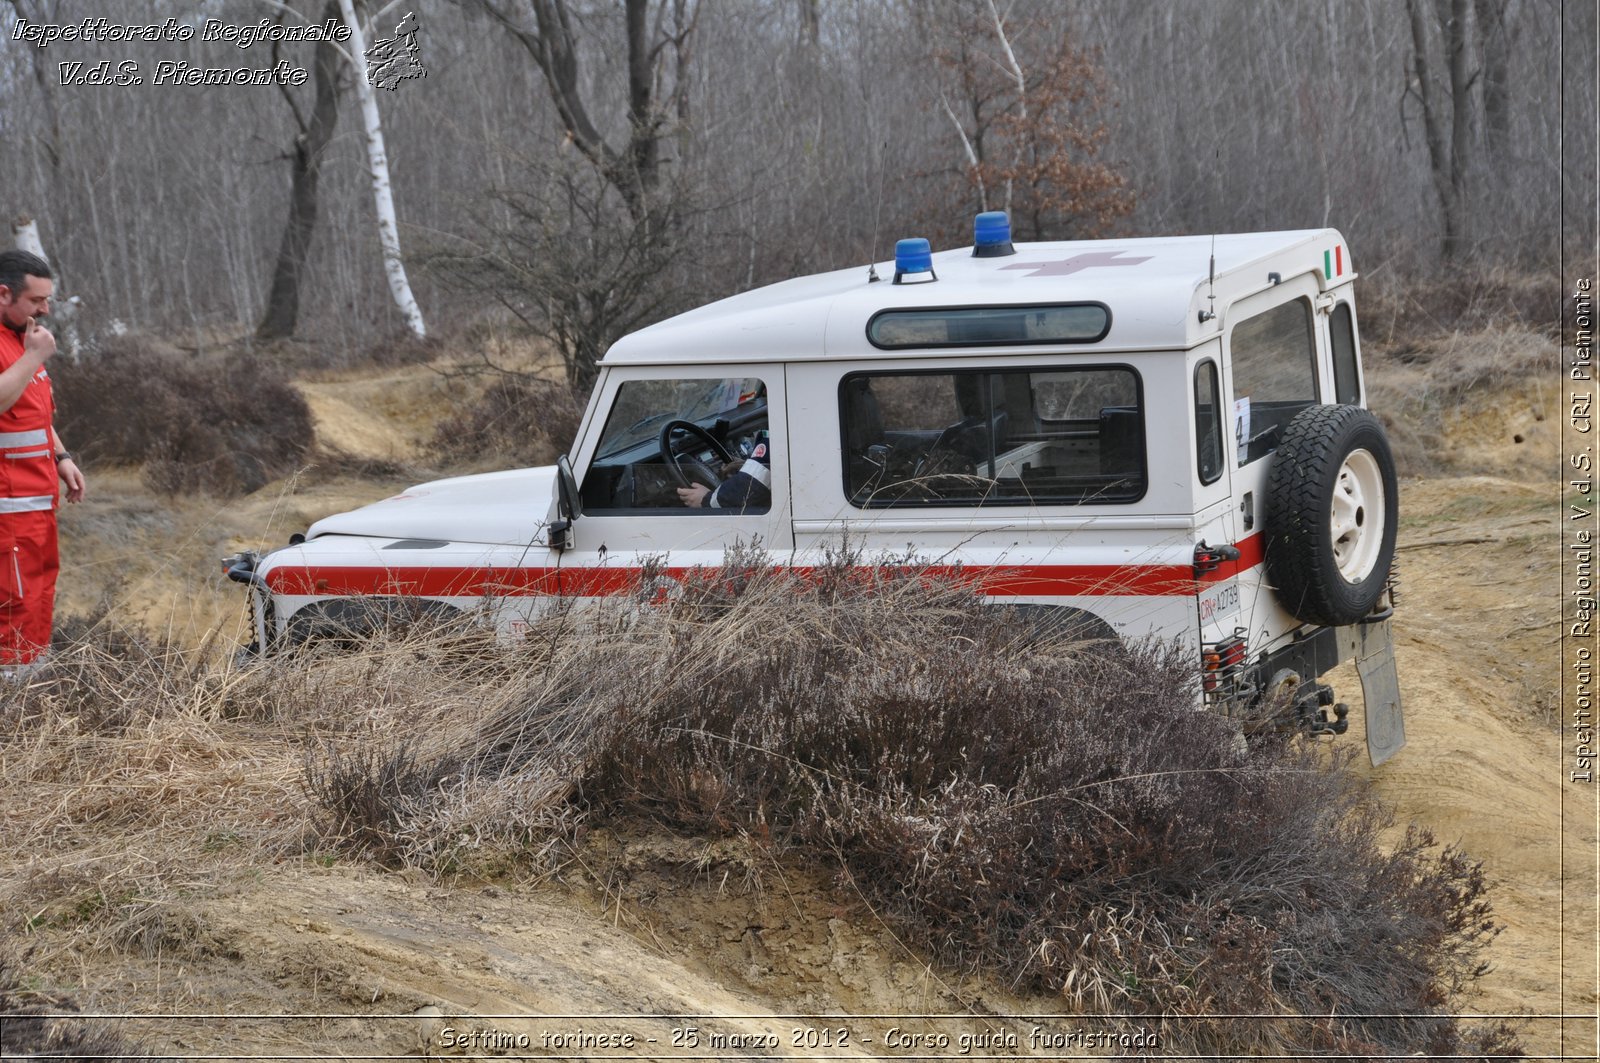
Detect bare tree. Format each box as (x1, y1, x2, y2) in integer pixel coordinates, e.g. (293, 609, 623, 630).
(922, 0, 1132, 242)
(1406, 0, 1474, 261)
(1472, 0, 1522, 161)
(454, 0, 702, 389)
(471, 0, 698, 225)
(258, 0, 345, 340)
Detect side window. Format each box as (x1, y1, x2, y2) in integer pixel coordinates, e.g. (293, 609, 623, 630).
(840, 366, 1144, 507)
(1195, 359, 1223, 485)
(1330, 302, 1362, 405)
(1229, 298, 1317, 466)
(581, 377, 770, 512)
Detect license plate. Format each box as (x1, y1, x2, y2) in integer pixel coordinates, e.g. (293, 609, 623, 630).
(1198, 581, 1240, 625)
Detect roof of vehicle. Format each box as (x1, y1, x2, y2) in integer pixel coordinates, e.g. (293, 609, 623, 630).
(602, 228, 1354, 366)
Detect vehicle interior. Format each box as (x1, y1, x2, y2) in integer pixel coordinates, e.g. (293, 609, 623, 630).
(841, 366, 1146, 506)
(579, 377, 771, 512)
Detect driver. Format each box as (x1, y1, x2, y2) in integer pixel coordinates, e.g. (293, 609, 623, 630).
(677, 431, 771, 512)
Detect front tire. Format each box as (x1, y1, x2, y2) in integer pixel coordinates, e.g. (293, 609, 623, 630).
(1264, 405, 1399, 627)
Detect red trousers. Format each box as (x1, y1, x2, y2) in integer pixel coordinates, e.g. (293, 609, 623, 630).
(0, 509, 58, 665)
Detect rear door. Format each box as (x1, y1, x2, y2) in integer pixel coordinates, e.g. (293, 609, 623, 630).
(1221, 277, 1326, 648)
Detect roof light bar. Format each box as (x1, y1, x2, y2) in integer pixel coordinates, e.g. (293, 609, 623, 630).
(893, 238, 936, 285)
(972, 211, 1015, 257)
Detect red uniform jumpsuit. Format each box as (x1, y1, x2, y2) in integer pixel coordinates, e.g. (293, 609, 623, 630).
(0, 325, 59, 665)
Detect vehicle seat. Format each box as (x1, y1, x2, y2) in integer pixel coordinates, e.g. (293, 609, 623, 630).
(843, 379, 888, 488)
(1099, 406, 1144, 478)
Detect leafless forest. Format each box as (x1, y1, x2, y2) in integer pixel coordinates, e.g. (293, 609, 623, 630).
(0, 0, 1591, 382)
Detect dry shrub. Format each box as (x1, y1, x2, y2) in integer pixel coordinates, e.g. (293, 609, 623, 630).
(1360, 266, 1562, 349)
(431, 372, 582, 467)
(361, 329, 446, 368)
(51, 334, 313, 495)
(304, 743, 461, 866)
(1, 609, 192, 735)
(307, 555, 1519, 1059)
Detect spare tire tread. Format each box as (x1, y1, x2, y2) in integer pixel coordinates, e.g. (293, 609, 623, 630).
(1265, 404, 1398, 627)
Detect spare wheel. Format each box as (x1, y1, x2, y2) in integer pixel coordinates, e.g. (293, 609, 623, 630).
(1264, 404, 1398, 627)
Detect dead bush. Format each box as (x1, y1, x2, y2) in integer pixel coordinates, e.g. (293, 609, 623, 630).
(402, 557, 1523, 1060)
(361, 329, 446, 368)
(431, 372, 582, 467)
(51, 334, 313, 495)
(304, 744, 463, 867)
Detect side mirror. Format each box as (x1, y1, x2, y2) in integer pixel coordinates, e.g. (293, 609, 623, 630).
(556, 454, 580, 520)
(550, 454, 580, 550)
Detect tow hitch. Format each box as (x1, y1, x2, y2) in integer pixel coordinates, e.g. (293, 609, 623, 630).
(1265, 670, 1350, 737)
(222, 550, 263, 587)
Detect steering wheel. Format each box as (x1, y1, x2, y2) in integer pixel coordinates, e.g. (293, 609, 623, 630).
(658, 419, 735, 489)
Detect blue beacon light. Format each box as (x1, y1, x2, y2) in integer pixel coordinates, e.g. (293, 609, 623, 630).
(892, 238, 936, 285)
(973, 211, 1015, 257)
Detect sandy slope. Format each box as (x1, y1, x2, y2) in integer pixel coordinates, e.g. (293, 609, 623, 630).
(12, 359, 1594, 1059)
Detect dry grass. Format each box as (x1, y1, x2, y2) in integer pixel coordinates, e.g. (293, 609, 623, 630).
(1365, 325, 1560, 476)
(0, 954, 167, 1060)
(1357, 267, 1562, 477)
(0, 610, 548, 972)
(272, 555, 1519, 1060)
(1359, 265, 1562, 347)
(3, 539, 1528, 1060)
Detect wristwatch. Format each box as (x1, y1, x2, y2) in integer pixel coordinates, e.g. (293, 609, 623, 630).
(54, 451, 72, 463)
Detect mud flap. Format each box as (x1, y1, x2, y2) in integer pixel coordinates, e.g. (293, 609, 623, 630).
(1339, 619, 1405, 765)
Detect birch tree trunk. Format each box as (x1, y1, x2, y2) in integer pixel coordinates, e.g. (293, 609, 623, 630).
(11, 216, 45, 259)
(336, 0, 426, 337)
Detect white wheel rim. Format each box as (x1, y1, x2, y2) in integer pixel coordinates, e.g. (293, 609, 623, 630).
(1330, 448, 1385, 583)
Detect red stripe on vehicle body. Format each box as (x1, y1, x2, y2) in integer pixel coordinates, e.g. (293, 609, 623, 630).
(264, 535, 1267, 601)
(1197, 532, 1266, 583)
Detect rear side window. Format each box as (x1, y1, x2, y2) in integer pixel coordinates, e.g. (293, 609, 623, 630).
(1330, 302, 1362, 404)
(1195, 359, 1224, 485)
(1229, 298, 1317, 465)
(839, 366, 1144, 507)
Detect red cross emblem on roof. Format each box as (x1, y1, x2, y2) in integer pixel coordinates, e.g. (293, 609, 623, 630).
(1000, 251, 1153, 277)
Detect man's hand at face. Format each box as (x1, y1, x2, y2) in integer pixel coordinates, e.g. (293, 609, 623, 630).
(23, 318, 55, 363)
(676, 484, 711, 508)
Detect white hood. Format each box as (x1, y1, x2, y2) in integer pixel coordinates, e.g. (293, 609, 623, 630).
(307, 466, 558, 546)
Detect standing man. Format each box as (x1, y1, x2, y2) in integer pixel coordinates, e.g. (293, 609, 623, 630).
(0, 251, 85, 674)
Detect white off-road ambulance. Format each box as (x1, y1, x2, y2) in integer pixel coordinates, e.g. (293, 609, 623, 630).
(226, 214, 1405, 763)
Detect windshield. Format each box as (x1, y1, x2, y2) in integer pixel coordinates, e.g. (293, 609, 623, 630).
(596, 377, 766, 458)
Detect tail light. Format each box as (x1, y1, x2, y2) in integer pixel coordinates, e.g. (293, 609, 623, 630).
(1201, 630, 1248, 698)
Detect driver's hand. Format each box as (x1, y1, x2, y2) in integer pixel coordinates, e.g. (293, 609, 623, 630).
(677, 484, 712, 508)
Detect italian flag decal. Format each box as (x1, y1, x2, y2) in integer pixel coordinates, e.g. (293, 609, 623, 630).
(1324, 244, 1346, 280)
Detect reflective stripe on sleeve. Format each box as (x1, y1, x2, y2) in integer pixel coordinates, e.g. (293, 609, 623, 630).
(0, 430, 48, 448)
(739, 458, 772, 488)
(4, 449, 51, 460)
(0, 495, 54, 513)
